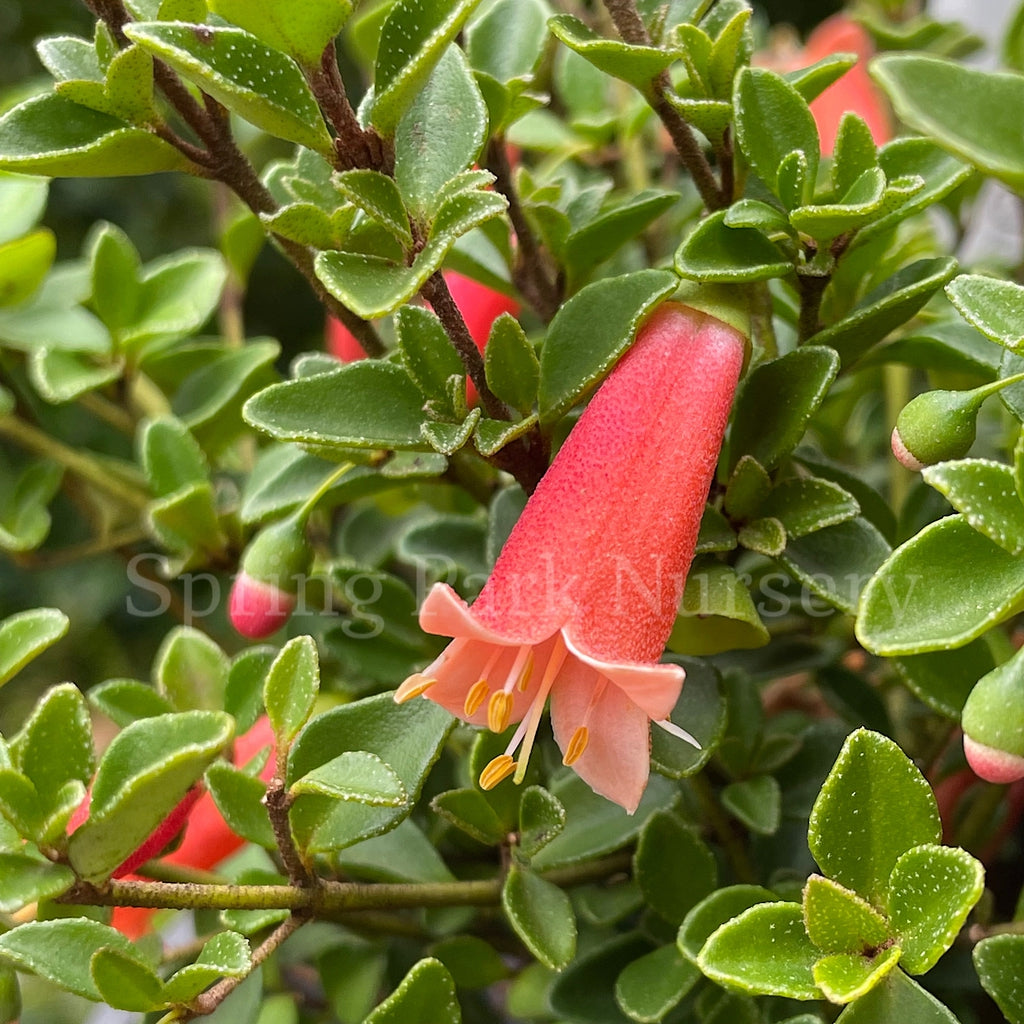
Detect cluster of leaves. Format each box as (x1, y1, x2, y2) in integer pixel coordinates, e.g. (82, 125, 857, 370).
(2, 0, 1024, 1022)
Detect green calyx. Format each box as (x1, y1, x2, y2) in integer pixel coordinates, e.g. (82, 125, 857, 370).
(894, 371, 1024, 469)
(962, 645, 1024, 757)
(240, 513, 311, 595)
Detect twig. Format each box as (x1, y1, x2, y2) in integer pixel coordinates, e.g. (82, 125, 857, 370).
(601, 0, 726, 211)
(485, 138, 561, 322)
(186, 913, 309, 1019)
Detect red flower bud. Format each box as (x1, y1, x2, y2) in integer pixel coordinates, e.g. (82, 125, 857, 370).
(962, 647, 1024, 784)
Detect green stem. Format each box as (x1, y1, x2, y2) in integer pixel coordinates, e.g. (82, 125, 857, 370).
(689, 774, 758, 884)
(884, 364, 912, 512)
(62, 851, 632, 915)
(296, 462, 355, 521)
(0, 415, 148, 511)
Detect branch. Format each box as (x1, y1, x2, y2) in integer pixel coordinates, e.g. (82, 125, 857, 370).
(307, 41, 392, 173)
(601, 0, 726, 211)
(485, 138, 561, 322)
(419, 272, 508, 421)
(61, 851, 633, 915)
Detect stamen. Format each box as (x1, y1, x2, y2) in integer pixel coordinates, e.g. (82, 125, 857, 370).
(517, 650, 535, 692)
(562, 725, 589, 766)
(654, 718, 701, 749)
(479, 754, 516, 790)
(464, 679, 489, 717)
(514, 640, 569, 784)
(394, 674, 436, 703)
(488, 691, 513, 733)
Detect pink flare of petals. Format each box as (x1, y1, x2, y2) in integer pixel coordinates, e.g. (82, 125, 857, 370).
(964, 733, 1024, 785)
(228, 572, 297, 639)
(404, 302, 746, 812)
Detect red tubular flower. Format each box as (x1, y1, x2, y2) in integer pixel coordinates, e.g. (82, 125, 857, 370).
(804, 14, 891, 155)
(325, 271, 520, 404)
(396, 302, 747, 812)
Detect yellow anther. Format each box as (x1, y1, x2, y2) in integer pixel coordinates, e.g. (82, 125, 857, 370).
(517, 650, 535, 692)
(463, 679, 489, 717)
(487, 691, 513, 733)
(394, 673, 436, 703)
(479, 754, 516, 790)
(562, 726, 590, 766)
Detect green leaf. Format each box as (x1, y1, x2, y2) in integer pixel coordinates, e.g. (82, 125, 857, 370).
(565, 190, 679, 288)
(538, 269, 677, 426)
(162, 932, 251, 1004)
(0, 172, 49, 245)
(90, 947, 163, 1012)
(502, 865, 577, 971)
(485, 314, 538, 414)
(675, 210, 794, 283)
(737, 516, 786, 557)
(854, 139, 973, 248)
(208, 0, 353, 65)
(244, 362, 427, 452)
(291, 751, 407, 812)
(669, 563, 769, 656)
(465, 0, 547, 82)
(518, 785, 565, 859)
(734, 67, 819, 205)
(721, 775, 781, 835)
(813, 946, 902, 1004)
(397, 304, 464, 408)
(945, 274, 1024, 350)
(807, 729, 940, 904)
(697, 901, 820, 999)
(729, 347, 838, 472)
(28, 349, 120, 404)
(13, 683, 93, 808)
(779, 516, 890, 615)
(334, 169, 412, 248)
(124, 23, 332, 153)
(894, 640, 995, 720)
(87, 680, 171, 728)
(0, 853, 75, 913)
(431, 787, 507, 846)
(678, 885, 781, 962)
(140, 416, 208, 498)
(394, 46, 487, 217)
(0, 608, 68, 688)
(0, 94, 190, 176)
(803, 875, 890, 954)
(0, 461, 64, 553)
(888, 844, 984, 974)
(549, 14, 677, 93)
(364, 958, 460, 1024)
(833, 968, 960, 1024)
(205, 761, 274, 847)
(974, 934, 1024, 1024)
(371, 0, 483, 136)
(154, 625, 229, 712)
(550, 933, 652, 1024)
(67, 710, 234, 882)
(815, 257, 959, 366)
(857, 515, 1024, 655)
(615, 944, 699, 1024)
(634, 812, 716, 925)
(650, 656, 725, 779)
(287, 692, 451, 851)
(763, 477, 860, 538)
(0, 919, 140, 1001)
(924, 459, 1024, 555)
(871, 54, 1024, 193)
(264, 635, 319, 748)
(0, 230, 55, 308)
(531, 772, 677, 871)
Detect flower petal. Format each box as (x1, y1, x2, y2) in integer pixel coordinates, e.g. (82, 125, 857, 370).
(550, 660, 651, 814)
(563, 629, 684, 721)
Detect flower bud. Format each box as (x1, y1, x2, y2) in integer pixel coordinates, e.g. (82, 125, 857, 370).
(891, 388, 983, 471)
(962, 647, 1024, 784)
(229, 514, 310, 639)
